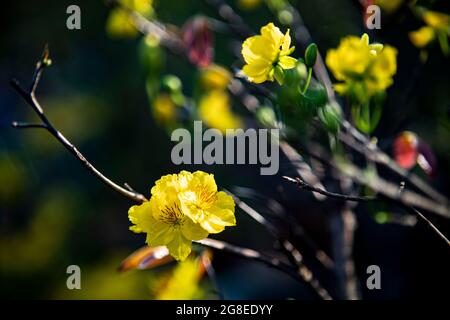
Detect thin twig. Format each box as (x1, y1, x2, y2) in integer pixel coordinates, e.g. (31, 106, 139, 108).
(283, 176, 375, 202)
(283, 175, 450, 246)
(11, 121, 47, 129)
(226, 188, 334, 269)
(339, 126, 448, 205)
(10, 48, 147, 204)
(195, 238, 332, 300)
(225, 189, 334, 299)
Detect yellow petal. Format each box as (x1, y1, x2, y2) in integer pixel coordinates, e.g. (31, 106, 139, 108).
(281, 29, 292, 52)
(216, 191, 236, 211)
(242, 35, 275, 64)
(260, 22, 284, 48)
(242, 61, 272, 77)
(209, 209, 236, 227)
(198, 219, 226, 234)
(145, 220, 175, 246)
(192, 171, 218, 192)
(166, 233, 192, 261)
(182, 217, 209, 241)
(279, 56, 297, 69)
(128, 201, 154, 233)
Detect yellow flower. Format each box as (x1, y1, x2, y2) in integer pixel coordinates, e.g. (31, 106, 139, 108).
(106, 0, 153, 38)
(200, 64, 232, 91)
(198, 90, 242, 133)
(241, 22, 297, 84)
(409, 10, 450, 51)
(128, 171, 235, 261)
(326, 33, 397, 99)
(152, 93, 177, 126)
(178, 171, 236, 234)
(106, 9, 138, 38)
(423, 11, 450, 31)
(155, 257, 204, 300)
(409, 26, 435, 48)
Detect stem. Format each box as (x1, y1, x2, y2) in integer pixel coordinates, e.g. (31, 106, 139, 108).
(301, 67, 313, 94)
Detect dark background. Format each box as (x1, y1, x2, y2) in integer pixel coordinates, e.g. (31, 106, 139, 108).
(0, 0, 449, 299)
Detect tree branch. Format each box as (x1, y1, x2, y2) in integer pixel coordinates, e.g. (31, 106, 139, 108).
(225, 189, 334, 299)
(195, 238, 332, 300)
(283, 175, 450, 246)
(10, 48, 147, 204)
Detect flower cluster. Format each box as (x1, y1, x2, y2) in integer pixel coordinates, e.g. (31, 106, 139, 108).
(128, 171, 236, 261)
(326, 33, 397, 102)
(241, 22, 297, 84)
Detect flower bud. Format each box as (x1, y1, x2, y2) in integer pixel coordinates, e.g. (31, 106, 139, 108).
(317, 102, 342, 134)
(182, 16, 214, 68)
(256, 106, 276, 128)
(305, 43, 318, 68)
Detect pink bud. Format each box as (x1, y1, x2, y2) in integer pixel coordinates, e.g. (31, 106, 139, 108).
(393, 131, 438, 178)
(393, 131, 418, 170)
(182, 16, 214, 68)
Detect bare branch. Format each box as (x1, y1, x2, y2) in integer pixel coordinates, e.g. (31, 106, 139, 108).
(195, 238, 332, 300)
(283, 176, 376, 202)
(11, 121, 47, 129)
(10, 48, 147, 204)
(284, 174, 450, 246)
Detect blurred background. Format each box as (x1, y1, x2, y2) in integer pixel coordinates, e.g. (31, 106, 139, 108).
(1, 0, 449, 299)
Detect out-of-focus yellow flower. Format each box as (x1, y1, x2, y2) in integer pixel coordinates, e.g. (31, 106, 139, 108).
(178, 171, 236, 234)
(241, 22, 297, 84)
(238, 0, 263, 10)
(200, 64, 232, 91)
(409, 26, 435, 48)
(375, 0, 403, 13)
(156, 257, 204, 300)
(106, 9, 137, 38)
(326, 33, 397, 99)
(409, 10, 450, 51)
(152, 93, 177, 126)
(128, 171, 236, 261)
(423, 11, 450, 31)
(106, 0, 153, 38)
(198, 90, 242, 133)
